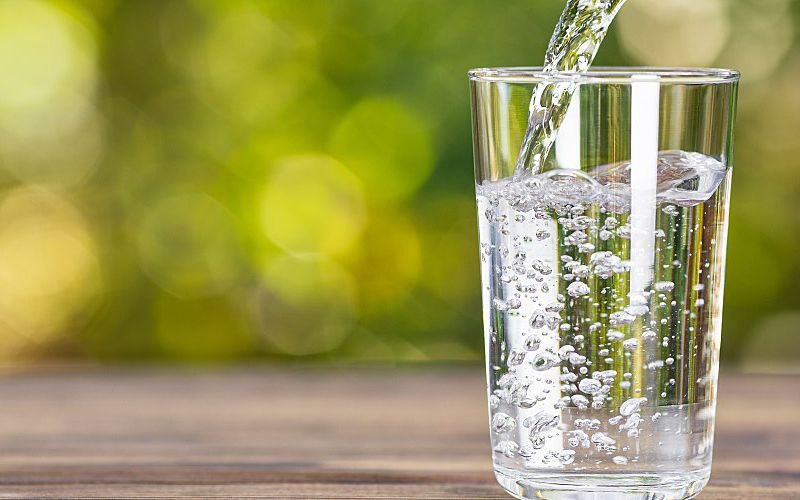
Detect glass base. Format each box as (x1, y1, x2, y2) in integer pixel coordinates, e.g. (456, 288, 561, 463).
(494, 466, 710, 500)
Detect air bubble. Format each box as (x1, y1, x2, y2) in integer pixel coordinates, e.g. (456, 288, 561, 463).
(494, 440, 519, 457)
(492, 412, 517, 433)
(609, 311, 636, 326)
(517, 443, 534, 458)
(524, 411, 560, 435)
(620, 397, 647, 416)
(497, 373, 517, 388)
(567, 281, 590, 297)
(622, 338, 638, 351)
(493, 297, 522, 311)
(655, 281, 675, 292)
(568, 352, 587, 365)
(620, 413, 641, 431)
(571, 394, 589, 408)
(545, 302, 564, 313)
(533, 260, 553, 276)
(508, 349, 527, 366)
(558, 449, 576, 465)
(561, 372, 578, 383)
(532, 352, 559, 371)
(572, 264, 590, 278)
(530, 312, 546, 329)
(578, 378, 602, 395)
(591, 432, 616, 449)
(524, 334, 542, 351)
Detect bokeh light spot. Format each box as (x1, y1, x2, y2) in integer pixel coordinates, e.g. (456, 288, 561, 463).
(260, 155, 365, 256)
(258, 254, 357, 356)
(331, 97, 434, 202)
(0, 0, 96, 110)
(716, 0, 793, 82)
(0, 1, 101, 188)
(0, 101, 104, 187)
(136, 193, 243, 299)
(617, 0, 730, 67)
(0, 188, 100, 347)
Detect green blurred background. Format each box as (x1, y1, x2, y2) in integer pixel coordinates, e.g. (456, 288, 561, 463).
(0, 0, 796, 369)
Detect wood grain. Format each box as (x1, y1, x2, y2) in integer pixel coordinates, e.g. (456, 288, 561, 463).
(0, 368, 796, 499)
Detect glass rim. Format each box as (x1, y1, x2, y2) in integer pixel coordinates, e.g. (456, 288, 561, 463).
(468, 66, 740, 84)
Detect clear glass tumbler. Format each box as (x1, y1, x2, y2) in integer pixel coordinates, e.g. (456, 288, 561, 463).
(470, 68, 739, 499)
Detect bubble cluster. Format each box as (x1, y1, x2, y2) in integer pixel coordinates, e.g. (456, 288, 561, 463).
(567, 281, 590, 297)
(478, 150, 727, 473)
(492, 412, 517, 433)
(578, 378, 602, 395)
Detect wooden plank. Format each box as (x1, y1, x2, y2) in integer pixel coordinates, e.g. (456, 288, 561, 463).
(0, 369, 796, 498)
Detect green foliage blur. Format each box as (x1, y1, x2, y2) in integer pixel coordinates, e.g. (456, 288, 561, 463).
(0, 0, 796, 368)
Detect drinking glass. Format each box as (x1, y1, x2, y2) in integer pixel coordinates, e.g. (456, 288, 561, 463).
(469, 67, 739, 499)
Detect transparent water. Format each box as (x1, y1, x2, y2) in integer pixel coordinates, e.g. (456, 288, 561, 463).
(515, 0, 628, 174)
(477, 151, 730, 498)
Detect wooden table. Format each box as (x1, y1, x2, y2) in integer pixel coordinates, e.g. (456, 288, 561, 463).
(0, 368, 797, 499)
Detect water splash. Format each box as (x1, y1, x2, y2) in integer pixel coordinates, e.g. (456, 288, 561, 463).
(515, 0, 628, 176)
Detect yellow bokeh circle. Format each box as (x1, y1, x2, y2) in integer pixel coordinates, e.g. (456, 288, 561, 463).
(331, 97, 434, 202)
(0, 1, 102, 187)
(0, 188, 101, 352)
(617, 0, 730, 67)
(716, 0, 793, 82)
(0, 0, 97, 110)
(260, 155, 365, 256)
